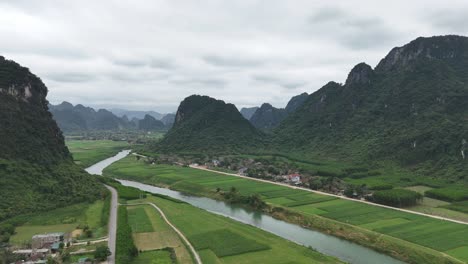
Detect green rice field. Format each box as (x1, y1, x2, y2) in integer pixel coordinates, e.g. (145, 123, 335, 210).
(104, 156, 468, 263)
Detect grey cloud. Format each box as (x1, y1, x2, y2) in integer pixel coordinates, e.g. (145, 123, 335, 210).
(203, 55, 265, 68)
(113, 59, 147, 68)
(307, 7, 398, 50)
(171, 78, 227, 88)
(1, 1, 464, 112)
(429, 9, 468, 32)
(47, 72, 96, 83)
(149, 58, 177, 69)
(252, 75, 306, 89)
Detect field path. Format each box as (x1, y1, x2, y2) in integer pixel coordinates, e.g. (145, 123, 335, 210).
(190, 165, 468, 226)
(105, 185, 118, 264)
(129, 202, 202, 264)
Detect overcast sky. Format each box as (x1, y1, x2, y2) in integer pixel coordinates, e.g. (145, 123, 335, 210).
(1, 0, 467, 113)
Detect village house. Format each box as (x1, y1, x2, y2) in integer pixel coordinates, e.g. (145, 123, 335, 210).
(31, 232, 65, 249)
(287, 173, 302, 185)
(12, 248, 49, 259)
(238, 167, 248, 176)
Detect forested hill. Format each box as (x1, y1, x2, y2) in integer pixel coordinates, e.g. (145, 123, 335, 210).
(0, 56, 103, 221)
(0, 57, 70, 163)
(153, 95, 264, 153)
(273, 35, 468, 180)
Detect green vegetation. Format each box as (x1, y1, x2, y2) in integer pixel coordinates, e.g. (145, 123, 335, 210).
(426, 187, 468, 202)
(151, 95, 265, 154)
(8, 198, 110, 245)
(441, 201, 468, 214)
(190, 229, 270, 257)
(66, 140, 129, 167)
(0, 56, 105, 224)
(144, 195, 342, 263)
(104, 157, 468, 263)
(371, 189, 423, 207)
(126, 204, 193, 263)
(116, 207, 138, 264)
(0, 160, 104, 222)
(94, 245, 112, 261)
(127, 207, 154, 233)
(130, 249, 174, 264)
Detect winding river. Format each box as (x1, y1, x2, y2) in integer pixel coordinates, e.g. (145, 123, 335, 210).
(89, 150, 405, 264)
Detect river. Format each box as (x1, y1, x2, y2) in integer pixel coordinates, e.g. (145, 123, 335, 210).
(88, 150, 405, 264)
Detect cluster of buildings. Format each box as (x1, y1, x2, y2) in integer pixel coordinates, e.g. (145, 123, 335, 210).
(11, 232, 69, 264)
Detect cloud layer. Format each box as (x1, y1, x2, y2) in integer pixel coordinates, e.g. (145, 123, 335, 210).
(1, 0, 467, 112)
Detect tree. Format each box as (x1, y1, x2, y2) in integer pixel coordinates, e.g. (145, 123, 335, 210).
(94, 245, 112, 261)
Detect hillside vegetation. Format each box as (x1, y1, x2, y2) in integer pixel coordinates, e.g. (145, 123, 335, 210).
(153, 95, 265, 154)
(0, 56, 103, 221)
(271, 36, 468, 180)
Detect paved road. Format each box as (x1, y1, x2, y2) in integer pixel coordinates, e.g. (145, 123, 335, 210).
(190, 165, 468, 226)
(105, 185, 118, 264)
(128, 202, 202, 264)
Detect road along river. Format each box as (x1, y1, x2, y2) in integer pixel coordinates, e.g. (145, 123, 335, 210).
(90, 150, 405, 264)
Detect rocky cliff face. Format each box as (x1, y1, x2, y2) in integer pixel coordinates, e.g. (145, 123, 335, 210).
(345, 63, 374, 86)
(0, 56, 70, 163)
(375, 35, 468, 72)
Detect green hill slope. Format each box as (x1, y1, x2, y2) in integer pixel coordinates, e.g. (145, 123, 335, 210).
(0, 56, 103, 221)
(273, 35, 468, 180)
(153, 95, 264, 154)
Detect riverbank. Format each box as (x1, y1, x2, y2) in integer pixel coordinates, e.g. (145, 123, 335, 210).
(103, 155, 468, 264)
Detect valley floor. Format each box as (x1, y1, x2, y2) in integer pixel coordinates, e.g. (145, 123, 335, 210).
(103, 155, 468, 264)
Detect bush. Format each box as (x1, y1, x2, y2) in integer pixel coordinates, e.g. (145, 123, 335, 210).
(370, 189, 422, 207)
(425, 187, 468, 202)
(116, 207, 138, 264)
(370, 184, 394, 190)
(94, 245, 111, 261)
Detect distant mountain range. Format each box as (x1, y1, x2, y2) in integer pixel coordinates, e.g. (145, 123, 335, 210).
(240, 107, 259, 120)
(249, 93, 309, 130)
(110, 108, 164, 120)
(49, 102, 175, 132)
(153, 35, 468, 180)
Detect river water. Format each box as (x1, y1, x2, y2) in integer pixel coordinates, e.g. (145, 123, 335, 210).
(88, 150, 405, 264)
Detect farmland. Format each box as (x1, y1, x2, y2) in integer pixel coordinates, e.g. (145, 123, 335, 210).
(126, 204, 192, 263)
(132, 195, 343, 264)
(9, 199, 109, 246)
(130, 249, 174, 264)
(66, 140, 129, 167)
(104, 156, 468, 263)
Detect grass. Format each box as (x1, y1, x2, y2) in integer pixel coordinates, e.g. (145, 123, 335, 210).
(127, 207, 154, 233)
(143, 195, 342, 264)
(66, 139, 129, 168)
(441, 201, 468, 214)
(125, 204, 192, 264)
(130, 249, 174, 264)
(190, 229, 270, 257)
(104, 156, 468, 263)
(9, 199, 109, 245)
(69, 253, 95, 263)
